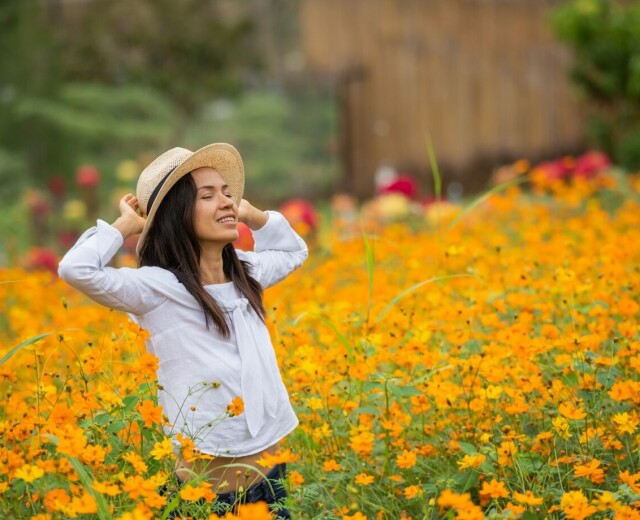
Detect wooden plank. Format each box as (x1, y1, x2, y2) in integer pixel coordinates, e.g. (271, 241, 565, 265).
(300, 0, 587, 197)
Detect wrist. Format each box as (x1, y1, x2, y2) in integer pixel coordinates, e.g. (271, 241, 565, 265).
(245, 207, 269, 230)
(112, 216, 140, 239)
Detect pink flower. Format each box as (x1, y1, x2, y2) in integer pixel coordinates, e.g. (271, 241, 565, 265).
(574, 151, 611, 178)
(378, 175, 418, 199)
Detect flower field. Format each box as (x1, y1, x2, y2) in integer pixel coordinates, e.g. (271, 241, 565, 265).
(1, 172, 640, 519)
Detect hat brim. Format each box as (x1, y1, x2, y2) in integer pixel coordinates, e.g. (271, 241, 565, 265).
(136, 142, 244, 256)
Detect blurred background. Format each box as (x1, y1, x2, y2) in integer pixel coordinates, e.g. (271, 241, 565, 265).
(1, 0, 639, 265)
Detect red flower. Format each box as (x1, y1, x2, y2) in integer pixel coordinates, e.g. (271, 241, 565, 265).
(75, 165, 101, 188)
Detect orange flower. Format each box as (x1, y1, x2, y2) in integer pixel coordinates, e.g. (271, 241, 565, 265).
(43, 489, 70, 513)
(55, 424, 88, 458)
(355, 473, 374, 486)
(92, 480, 121, 496)
(228, 501, 273, 519)
(513, 490, 543, 506)
(322, 459, 342, 471)
(343, 513, 367, 520)
(404, 485, 424, 499)
(122, 451, 148, 473)
(560, 490, 597, 520)
(396, 450, 417, 469)
(479, 479, 509, 500)
(288, 470, 304, 487)
(227, 396, 244, 417)
(349, 430, 375, 457)
(256, 448, 299, 468)
(179, 482, 216, 503)
(137, 399, 164, 428)
(558, 401, 588, 420)
(574, 459, 605, 483)
(497, 441, 517, 466)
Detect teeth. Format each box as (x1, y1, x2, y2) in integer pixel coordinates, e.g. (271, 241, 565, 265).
(217, 217, 235, 223)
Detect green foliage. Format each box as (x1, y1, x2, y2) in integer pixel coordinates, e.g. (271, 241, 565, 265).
(550, 0, 640, 171)
(0, 0, 259, 205)
(184, 89, 339, 204)
(53, 0, 257, 113)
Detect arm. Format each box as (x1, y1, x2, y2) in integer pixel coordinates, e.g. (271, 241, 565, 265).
(236, 200, 308, 288)
(58, 194, 164, 315)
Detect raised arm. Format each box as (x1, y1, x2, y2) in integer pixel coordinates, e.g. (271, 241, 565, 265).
(58, 195, 165, 315)
(236, 200, 308, 288)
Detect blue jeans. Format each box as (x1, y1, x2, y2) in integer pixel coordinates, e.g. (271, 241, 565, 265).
(212, 463, 290, 518)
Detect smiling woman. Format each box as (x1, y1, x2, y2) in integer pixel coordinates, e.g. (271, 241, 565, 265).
(58, 143, 308, 518)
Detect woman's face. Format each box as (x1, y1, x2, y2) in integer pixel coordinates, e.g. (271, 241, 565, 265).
(191, 167, 239, 246)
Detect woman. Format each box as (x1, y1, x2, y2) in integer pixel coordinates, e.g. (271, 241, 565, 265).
(58, 143, 308, 517)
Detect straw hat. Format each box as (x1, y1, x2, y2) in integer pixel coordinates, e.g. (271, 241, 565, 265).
(135, 143, 244, 255)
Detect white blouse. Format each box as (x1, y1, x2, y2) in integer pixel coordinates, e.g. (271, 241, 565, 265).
(58, 211, 308, 457)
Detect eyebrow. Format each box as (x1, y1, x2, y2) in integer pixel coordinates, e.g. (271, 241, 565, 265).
(196, 184, 229, 191)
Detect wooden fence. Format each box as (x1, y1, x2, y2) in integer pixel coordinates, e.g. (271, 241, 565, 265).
(300, 0, 587, 197)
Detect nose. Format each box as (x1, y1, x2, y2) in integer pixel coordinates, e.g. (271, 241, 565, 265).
(218, 192, 233, 208)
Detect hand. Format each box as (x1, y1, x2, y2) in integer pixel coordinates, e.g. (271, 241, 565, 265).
(112, 194, 146, 238)
(237, 199, 268, 230)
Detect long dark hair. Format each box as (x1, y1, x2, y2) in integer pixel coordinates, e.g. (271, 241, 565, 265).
(138, 173, 265, 337)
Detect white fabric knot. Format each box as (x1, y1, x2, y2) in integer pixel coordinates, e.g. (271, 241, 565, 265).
(218, 297, 279, 437)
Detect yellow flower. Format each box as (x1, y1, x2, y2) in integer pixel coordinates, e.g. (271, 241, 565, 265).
(150, 438, 174, 461)
(612, 412, 639, 435)
(15, 464, 44, 483)
(595, 491, 618, 511)
(552, 416, 572, 440)
(457, 453, 486, 470)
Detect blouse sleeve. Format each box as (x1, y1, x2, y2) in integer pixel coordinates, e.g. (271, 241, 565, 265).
(58, 220, 166, 315)
(237, 211, 308, 289)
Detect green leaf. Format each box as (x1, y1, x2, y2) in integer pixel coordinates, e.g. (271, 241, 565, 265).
(353, 406, 380, 416)
(0, 332, 51, 365)
(426, 135, 442, 202)
(362, 230, 375, 316)
(456, 442, 479, 455)
(93, 413, 112, 426)
(122, 395, 140, 413)
(106, 420, 126, 435)
(387, 385, 422, 398)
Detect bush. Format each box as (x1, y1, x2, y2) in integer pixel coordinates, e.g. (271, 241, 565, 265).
(550, 0, 640, 171)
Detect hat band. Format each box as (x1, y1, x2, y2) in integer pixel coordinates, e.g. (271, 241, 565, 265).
(146, 165, 178, 215)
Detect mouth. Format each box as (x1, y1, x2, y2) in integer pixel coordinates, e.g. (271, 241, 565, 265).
(216, 216, 236, 224)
